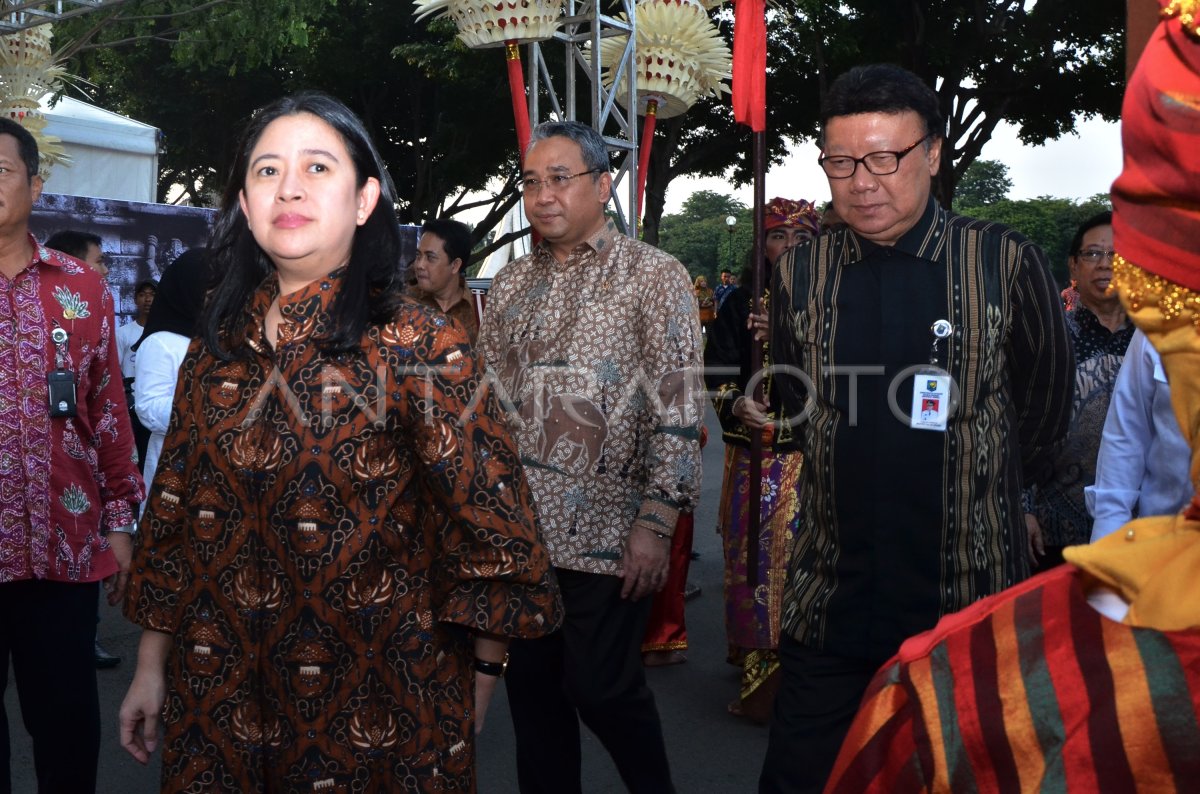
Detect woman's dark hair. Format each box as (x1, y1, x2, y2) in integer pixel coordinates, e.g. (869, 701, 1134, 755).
(202, 91, 404, 359)
(132, 248, 211, 352)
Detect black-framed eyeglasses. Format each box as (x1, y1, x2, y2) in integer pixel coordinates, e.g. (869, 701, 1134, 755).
(817, 134, 933, 179)
(1075, 249, 1115, 264)
(519, 169, 602, 195)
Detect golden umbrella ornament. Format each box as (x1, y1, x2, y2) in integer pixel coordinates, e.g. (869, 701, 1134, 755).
(596, 0, 730, 219)
(414, 0, 563, 163)
(0, 23, 70, 178)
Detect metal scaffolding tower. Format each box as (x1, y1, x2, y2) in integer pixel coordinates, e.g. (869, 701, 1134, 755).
(0, 1, 134, 34)
(527, 0, 640, 235)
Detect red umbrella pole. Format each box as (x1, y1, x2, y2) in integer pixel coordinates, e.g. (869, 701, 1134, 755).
(506, 41, 532, 163)
(746, 129, 766, 589)
(636, 98, 659, 222)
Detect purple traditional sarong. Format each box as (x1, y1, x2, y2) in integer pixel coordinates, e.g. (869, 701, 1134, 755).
(718, 444, 802, 650)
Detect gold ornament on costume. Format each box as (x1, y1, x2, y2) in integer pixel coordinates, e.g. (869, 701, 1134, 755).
(593, 0, 731, 119)
(412, 0, 563, 48)
(0, 24, 71, 178)
(1112, 253, 1200, 330)
(1163, 0, 1200, 37)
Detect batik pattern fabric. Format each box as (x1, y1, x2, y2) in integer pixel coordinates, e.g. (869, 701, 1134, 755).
(477, 219, 703, 575)
(826, 564, 1200, 793)
(1031, 304, 1134, 547)
(124, 271, 562, 793)
(0, 235, 142, 583)
(408, 284, 481, 344)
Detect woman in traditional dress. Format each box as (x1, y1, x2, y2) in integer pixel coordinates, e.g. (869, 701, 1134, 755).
(704, 197, 820, 723)
(695, 274, 717, 331)
(118, 92, 562, 792)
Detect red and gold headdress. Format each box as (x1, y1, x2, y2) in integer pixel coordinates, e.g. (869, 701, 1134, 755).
(1110, 0, 1200, 319)
(764, 197, 820, 236)
(1065, 0, 1200, 629)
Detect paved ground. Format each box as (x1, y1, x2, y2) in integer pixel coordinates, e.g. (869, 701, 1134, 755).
(8, 410, 768, 792)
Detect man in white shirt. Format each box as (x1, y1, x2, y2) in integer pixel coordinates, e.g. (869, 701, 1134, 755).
(115, 279, 157, 378)
(1086, 329, 1193, 540)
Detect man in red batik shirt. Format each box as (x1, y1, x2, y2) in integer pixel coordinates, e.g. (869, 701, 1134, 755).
(0, 117, 144, 792)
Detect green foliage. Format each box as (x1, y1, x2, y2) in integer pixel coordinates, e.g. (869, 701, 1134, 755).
(55, 0, 518, 223)
(666, 187, 1111, 290)
(656, 191, 752, 281)
(800, 0, 1125, 204)
(169, 0, 337, 73)
(51, 0, 1124, 254)
(644, 0, 1123, 242)
(955, 193, 1111, 285)
(953, 160, 1013, 209)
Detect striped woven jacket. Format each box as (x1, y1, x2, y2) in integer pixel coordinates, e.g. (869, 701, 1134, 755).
(771, 197, 1075, 661)
(826, 565, 1200, 793)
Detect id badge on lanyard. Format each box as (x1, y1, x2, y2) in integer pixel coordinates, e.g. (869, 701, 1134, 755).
(910, 319, 952, 432)
(47, 326, 77, 418)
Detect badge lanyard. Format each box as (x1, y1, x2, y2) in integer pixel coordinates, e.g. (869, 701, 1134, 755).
(910, 320, 953, 432)
(47, 326, 77, 418)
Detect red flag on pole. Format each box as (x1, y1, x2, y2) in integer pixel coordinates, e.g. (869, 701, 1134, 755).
(731, 0, 766, 131)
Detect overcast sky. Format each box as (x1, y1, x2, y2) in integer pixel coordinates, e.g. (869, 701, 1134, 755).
(662, 115, 1122, 214)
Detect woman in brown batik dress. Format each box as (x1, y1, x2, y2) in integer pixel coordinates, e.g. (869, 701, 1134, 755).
(118, 92, 562, 793)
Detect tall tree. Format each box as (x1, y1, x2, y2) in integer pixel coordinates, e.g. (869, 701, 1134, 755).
(794, 0, 1124, 204)
(955, 193, 1111, 284)
(55, 0, 525, 258)
(953, 159, 1013, 209)
(656, 191, 751, 280)
(53, 0, 1123, 256)
(642, 0, 1123, 242)
(640, 7, 836, 244)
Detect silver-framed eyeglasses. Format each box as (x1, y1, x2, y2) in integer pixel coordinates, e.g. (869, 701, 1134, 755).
(1075, 249, 1115, 264)
(519, 169, 602, 195)
(818, 134, 933, 179)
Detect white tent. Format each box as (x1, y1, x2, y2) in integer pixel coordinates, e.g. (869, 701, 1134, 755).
(478, 201, 532, 278)
(39, 95, 159, 203)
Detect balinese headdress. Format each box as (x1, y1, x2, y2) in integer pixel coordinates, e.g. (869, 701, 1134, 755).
(764, 197, 821, 237)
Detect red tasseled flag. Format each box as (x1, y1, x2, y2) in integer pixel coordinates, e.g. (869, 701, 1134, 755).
(731, 0, 766, 131)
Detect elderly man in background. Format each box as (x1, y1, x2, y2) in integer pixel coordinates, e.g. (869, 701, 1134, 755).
(0, 117, 143, 792)
(1024, 211, 1134, 568)
(478, 119, 702, 794)
(760, 64, 1073, 793)
(825, 5, 1200, 787)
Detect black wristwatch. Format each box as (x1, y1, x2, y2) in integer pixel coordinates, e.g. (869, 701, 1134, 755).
(474, 653, 509, 677)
